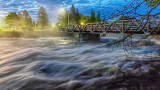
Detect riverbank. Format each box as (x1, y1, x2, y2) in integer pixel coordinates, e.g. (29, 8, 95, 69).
(0, 31, 75, 38)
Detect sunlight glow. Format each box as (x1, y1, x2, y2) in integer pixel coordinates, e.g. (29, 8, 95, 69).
(59, 8, 65, 13)
(81, 22, 84, 25)
(53, 24, 56, 28)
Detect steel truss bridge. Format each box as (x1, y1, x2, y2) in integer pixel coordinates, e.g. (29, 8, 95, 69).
(58, 19, 160, 41)
(59, 20, 160, 34)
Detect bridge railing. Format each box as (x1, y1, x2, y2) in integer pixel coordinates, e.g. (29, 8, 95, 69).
(58, 20, 160, 34)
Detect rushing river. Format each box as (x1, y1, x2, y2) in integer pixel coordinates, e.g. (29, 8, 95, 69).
(0, 37, 160, 90)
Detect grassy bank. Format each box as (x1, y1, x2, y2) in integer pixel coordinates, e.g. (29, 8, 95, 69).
(0, 31, 75, 38)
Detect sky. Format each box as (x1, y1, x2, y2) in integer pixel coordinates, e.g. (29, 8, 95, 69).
(0, 0, 128, 24)
(0, 0, 159, 24)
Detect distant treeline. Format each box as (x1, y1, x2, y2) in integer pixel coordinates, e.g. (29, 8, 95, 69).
(2, 4, 141, 32)
(3, 4, 103, 30)
(1, 4, 103, 38)
(4, 6, 50, 31)
(57, 4, 102, 26)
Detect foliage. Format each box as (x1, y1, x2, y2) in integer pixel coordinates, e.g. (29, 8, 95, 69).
(144, 0, 159, 7)
(58, 9, 69, 26)
(88, 9, 96, 23)
(37, 7, 50, 28)
(70, 4, 80, 25)
(88, 9, 102, 23)
(80, 14, 89, 25)
(75, 8, 80, 24)
(96, 11, 101, 22)
(4, 12, 22, 27)
(57, 5, 102, 26)
(22, 10, 32, 28)
(58, 4, 81, 26)
(4, 11, 33, 29)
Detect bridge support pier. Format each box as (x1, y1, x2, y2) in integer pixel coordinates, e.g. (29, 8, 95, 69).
(79, 33, 100, 41)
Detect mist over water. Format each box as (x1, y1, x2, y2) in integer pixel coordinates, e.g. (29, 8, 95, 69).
(0, 37, 160, 90)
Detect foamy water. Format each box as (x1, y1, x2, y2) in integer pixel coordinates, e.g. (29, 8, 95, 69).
(0, 37, 160, 90)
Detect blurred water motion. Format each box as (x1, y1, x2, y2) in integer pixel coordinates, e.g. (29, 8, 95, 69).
(0, 37, 160, 90)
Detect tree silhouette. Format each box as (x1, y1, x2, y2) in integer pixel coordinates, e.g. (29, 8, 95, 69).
(75, 8, 80, 24)
(80, 14, 89, 25)
(89, 9, 96, 23)
(22, 10, 32, 28)
(37, 7, 49, 28)
(4, 12, 21, 28)
(70, 4, 80, 24)
(96, 11, 101, 22)
(58, 9, 69, 26)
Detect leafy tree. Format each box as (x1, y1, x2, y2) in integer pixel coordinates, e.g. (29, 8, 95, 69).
(37, 7, 49, 28)
(17, 12, 23, 19)
(58, 9, 69, 26)
(80, 14, 89, 25)
(88, 9, 96, 23)
(69, 4, 80, 25)
(17, 12, 23, 26)
(96, 11, 101, 22)
(70, 4, 76, 24)
(22, 10, 32, 28)
(58, 6, 103, 25)
(70, 4, 76, 16)
(4, 12, 21, 27)
(75, 8, 80, 24)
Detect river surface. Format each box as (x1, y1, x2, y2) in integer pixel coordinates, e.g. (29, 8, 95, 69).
(0, 37, 160, 90)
